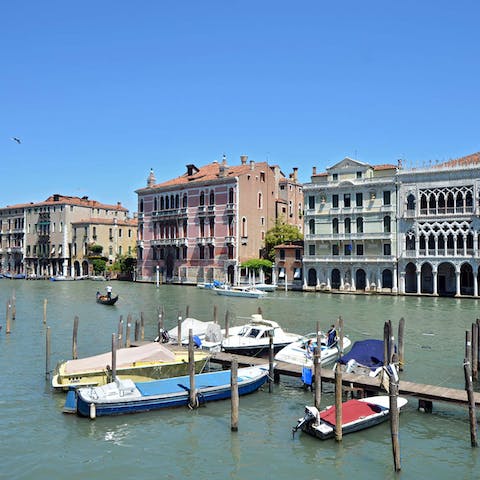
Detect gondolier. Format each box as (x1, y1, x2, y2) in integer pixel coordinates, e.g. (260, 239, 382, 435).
(106, 285, 112, 299)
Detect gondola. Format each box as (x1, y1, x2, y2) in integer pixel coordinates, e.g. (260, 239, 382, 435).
(96, 292, 118, 305)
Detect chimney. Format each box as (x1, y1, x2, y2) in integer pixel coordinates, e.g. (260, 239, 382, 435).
(240, 155, 248, 165)
(312, 166, 317, 175)
(250, 160, 255, 170)
(222, 154, 227, 165)
(53, 194, 60, 202)
(147, 168, 156, 187)
(293, 167, 298, 182)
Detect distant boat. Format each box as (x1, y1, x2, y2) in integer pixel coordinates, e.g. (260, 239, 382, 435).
(96, 292, 119, 305)
(293, 395, 408, 440)
(89, 275, 106, 281)
(2, 272, 26, 279)
(74, 364, 270, 417)
(252, 283, 277, 292)
(50, 275, 75, 281)
(214, 285, 267, 299)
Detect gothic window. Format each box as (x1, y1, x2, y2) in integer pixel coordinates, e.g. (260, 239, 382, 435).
(384, 216, 391, 233)
(357, 217, 364, 233)
(209, 191, 215, 205)
(200, 191, 205, 206)
(229, 188, 234, 204)
(309, 219, 315, 235)
(345, 217, 351, 234)
(332, 218, 339, 234)
(183, 194, 187, 208)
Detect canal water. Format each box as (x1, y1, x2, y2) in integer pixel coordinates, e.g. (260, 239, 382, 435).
(1, 280, 479, 479)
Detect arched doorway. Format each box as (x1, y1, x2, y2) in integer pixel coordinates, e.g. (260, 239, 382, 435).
(382, 269, 393, 289)
(165, 247, 175, 281)
(82, 260, 89, 276)
(355, 269, 366, 290)
(405, 262, 417, 293)
(421, 263, 433, 294)
(307, 268, 317, 287)
(331, 269, 341, 289)
(227, 265, 235, 284)
(437, 262, 456, 296)
(74, 261, 81, 277)
(460, 263, 474, 295)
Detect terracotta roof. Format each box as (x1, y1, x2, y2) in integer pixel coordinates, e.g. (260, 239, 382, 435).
(3, 194, 128, 212)
(138, 161, 271, 190)
(437, 152, 480, 168)
(312, 172, 328, 177)
(373, 164, 397, 171)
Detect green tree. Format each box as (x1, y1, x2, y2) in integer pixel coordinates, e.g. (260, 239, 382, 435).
(91, 258, 107, 275)
(264, 220, 303, 261)
(240, 259, 273, 272)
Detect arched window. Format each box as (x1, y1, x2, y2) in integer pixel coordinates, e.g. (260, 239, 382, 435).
(170, 195, 174, 208)
(165, 196, 170, 209)
(309, 219, 315, 235)
(200, 191, 205, 206)
(356, 217, 363, 233)
(229, 188, 234, 204)
(344, 217, 351, 234)
(407, 194, 415, 211)
(241, 217, 247, 237)
(139, 199, 144, 212)
(209, 190, 215, 205)
(332, 218, 338, 234)
(154, 197, 158, 211)
(160, 197, 164, 210)
(182, 194, 187, 208)
(175, 194, 180, 208)
(258, 192, 263, 209)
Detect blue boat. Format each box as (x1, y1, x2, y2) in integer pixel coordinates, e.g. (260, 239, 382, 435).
(338, 339, 386, 377)
(75, 364, 269, 417)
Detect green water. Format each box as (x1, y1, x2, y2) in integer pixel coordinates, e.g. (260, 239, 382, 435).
(0, 280, 479, 479)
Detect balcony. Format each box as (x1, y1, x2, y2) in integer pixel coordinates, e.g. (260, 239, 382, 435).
(196, 237, 206, 245)
(206, 205, 215, 215)
(205, 236, 215, 245)
(225, 203, 235, 214)
(225, 235, 235, 244)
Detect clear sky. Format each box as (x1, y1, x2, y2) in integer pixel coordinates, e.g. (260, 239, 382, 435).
(2, 1, 479, 214)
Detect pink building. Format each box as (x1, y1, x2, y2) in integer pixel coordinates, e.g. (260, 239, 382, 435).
(135, 155, 303, 284)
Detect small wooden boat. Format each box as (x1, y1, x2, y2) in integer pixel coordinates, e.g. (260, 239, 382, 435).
(52, 342, 211, 390)
(293, 395, 408, 440)
(74, 364, 269, 417)
(96, 292, 119, 305)
(221, 314, 302, 356)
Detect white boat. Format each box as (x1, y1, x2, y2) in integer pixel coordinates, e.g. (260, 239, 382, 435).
(293, 395, 408, 440)
(251, 283, 277, 292)
(275, 332, 352, 367)
(221, 314, 302, 356)
(214, 285, 267, 299)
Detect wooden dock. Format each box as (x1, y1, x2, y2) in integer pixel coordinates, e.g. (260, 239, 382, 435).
(209, 351, 480, 408)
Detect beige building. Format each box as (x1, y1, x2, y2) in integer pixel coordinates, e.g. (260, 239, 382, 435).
(0, 194, 135, 278)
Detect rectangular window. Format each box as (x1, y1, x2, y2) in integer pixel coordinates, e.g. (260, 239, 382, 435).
(356, 171, 362, 179)
(280, 249, 285, 260)
(308, 195, 315, 209)
(332, 195, 339, 208)
(356, 244, 364, 256)
(356, 192, 363, 207)
(344, 244, 352, 256)
(383, 190, 391, 205)
(332, 244, 339, 256)
(295, 249, 301, 260)
(308, 244, 315, 256)
(344, 194, 351, 208)
(332, 173, 338, 181)
(199, 245, 205, 259)
(383, 243, 391, 256)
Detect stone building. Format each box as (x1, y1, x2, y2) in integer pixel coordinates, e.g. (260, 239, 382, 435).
(135, 155, 303, 284)
(397, 153, 480, 297)
(302, 157, 398, 293)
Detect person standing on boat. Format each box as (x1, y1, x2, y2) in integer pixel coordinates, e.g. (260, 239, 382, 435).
(306, 339, 315, 359)
(327, 325, 337, 347)
(106, 285, 112, 299)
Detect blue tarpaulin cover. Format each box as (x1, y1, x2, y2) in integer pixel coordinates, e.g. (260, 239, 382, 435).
(338, 339, 385, 371)
(302, 366, 313, 385)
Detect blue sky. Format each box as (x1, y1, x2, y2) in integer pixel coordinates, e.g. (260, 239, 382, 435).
(2, 1, 479, 214)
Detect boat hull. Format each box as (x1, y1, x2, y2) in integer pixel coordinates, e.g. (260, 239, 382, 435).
(222, 342, 294, 357)
(76, 366, 269, 417)
(96, 295, 118, 305)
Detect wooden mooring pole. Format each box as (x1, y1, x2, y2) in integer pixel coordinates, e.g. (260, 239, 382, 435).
(390, 353, 401, 471)
(177, 315, 182, 346)
(43, 298, 47, 325)
(45, 326, 51, 379)
(472, 323, 478, 381)
(111, 333, 117, 382)
(125, 315, 131, 348)
(140, 312, 145, 341)
(72, 315, 79, 359)
(11, 291, 16, 320)
(335, 364, 342, 442)
(314, 346, 321, 409)
(231, 357, 239, 431)
(117, 316, 124, 348)
(398, 317, 405, 372)
(5, 300, 11, 334)
(188, 329, 197, 409)
(225, 310, 230, 338)
(268, 332, 274, 393)
(463, 357, 478, 447)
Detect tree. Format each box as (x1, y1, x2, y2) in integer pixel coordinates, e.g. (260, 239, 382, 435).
(240, 259, 273, 272)
(91, 258, 107, 275)
(264, 220, 303, 261)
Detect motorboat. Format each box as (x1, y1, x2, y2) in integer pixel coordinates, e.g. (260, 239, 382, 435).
(293, 395, 408, 440)
(338, 339, 386, 377)
(251, 283, 277, 292)
(214, 285, 267, 299)
(197, 280, 224, 289)
(220, 314, 302, 356)
(52, 342, 210, 391)
(275, 332, 352, 367)
(74, 364, 270, 417)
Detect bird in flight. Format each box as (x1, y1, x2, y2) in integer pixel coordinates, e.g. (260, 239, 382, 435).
(11, 137, 21, 144)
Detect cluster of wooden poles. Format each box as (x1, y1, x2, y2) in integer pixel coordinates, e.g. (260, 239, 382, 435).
(3, 291, 17, 333)
(464, 320, 480, 447)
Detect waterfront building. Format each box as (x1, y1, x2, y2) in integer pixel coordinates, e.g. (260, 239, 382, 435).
(0, 194, 135, 278)
(302, 157, 398, 293)
(273, 241, 304, 290)
(135, 155, 303, 284)
(397, 153, 480, 297)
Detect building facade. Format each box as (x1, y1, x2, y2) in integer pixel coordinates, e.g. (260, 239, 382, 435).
(0, 194, 136, 278)
(274, 241, 304, 290)
(397, 153, 480, 297)
(135, 155, 303, 284)
(302, 158, 398, 293)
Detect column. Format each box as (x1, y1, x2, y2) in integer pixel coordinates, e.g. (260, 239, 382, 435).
(434, 235, 438, 257)
(455, 268, 461, 297)
(474, 267, 478, 297)
(432, 267, 438, 295)
(340, 270, 345, 290)
(392, 266, 398, 293)
(416, 270, 421, 295)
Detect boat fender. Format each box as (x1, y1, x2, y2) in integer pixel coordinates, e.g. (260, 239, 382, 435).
(89, 402, 96, 420)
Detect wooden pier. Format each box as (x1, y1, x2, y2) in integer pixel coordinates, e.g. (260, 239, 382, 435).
(209, 351, 480, 408)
